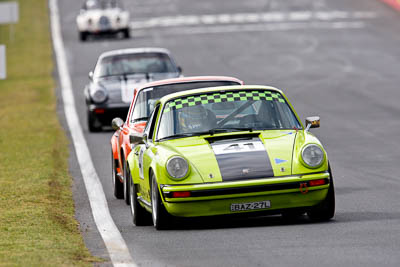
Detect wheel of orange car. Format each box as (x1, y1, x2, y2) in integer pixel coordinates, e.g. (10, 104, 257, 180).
(151, 172, 170, 230)
(123, 157, 131, 205)
(129, 177, 151, 226)
(307, 165, 335, 221)
(111, 150, 123, 199)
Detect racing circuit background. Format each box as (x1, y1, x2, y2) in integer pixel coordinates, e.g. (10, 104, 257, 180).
(53, 0, 400, 266)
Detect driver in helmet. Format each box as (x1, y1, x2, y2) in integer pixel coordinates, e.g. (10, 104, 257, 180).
(178, 104, 214, 133)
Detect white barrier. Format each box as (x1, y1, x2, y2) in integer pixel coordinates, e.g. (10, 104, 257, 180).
(0, 45, 5, 80)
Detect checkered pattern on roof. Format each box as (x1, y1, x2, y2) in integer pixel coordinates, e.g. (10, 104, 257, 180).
(164, 90, 285, 112)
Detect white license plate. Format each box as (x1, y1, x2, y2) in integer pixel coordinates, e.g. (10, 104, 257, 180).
(230, 200, 271, 212)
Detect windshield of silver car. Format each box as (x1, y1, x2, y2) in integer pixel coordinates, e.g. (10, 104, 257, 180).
(95, 53, 178, 78)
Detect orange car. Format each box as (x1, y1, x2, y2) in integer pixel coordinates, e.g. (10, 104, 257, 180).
(110, 76, 243, 204)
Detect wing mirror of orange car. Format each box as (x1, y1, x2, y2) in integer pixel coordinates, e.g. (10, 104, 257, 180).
(130, 133, 145, 145)
(305, 116, 320, 131)
(111, 117, 124, 130)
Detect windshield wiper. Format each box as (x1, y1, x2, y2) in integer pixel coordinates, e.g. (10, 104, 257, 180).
(157, 129, 227, 141)
(97, 72, 148, 79)
(157, 133, 198, 141)
(132, 117, 149, 122)
(158, 128, 255, 141)
(98, 74, 121, 78)
(122, 72, 151, 80)
(209, 127, 253, 134)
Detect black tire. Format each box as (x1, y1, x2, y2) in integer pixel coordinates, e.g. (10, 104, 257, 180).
(307, 166, 335, 221)
(151, 172, 171, 230)
(282, 210, 304, 221)
(79, 31, 87, 41)
(122, 28, 130, 39)
(129, 178, 151, 226)
(111, 150, 123, 199)
(88, 111, 102, 132)
(123, 157, 131, 205)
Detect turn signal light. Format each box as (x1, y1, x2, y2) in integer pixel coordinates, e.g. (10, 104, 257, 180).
(172, 191, 191, 198)
(309, 179, 326, 187)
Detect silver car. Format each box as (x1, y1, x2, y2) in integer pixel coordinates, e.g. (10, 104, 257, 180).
(84, 48, 183, 132)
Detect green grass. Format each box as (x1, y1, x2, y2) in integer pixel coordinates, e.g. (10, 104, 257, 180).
(0, 0, 101, 265)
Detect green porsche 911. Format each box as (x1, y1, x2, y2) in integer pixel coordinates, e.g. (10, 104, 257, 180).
(126, 85, 335, 229)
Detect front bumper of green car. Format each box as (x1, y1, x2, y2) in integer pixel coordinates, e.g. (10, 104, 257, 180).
(160, 172, 330, 217)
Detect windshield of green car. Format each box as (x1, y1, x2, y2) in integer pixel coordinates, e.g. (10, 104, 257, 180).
(130, 81, 240, 123)
(95, 52, 178, 78)
(157, 90, 302, 140)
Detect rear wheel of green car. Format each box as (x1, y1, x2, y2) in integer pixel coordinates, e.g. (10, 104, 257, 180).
(111, 150, 123, 199)
(123, 158, 131, 205)
(307, 165, 335, 221)
(151, 172, 171, 230)
(129, 178, 151, 226)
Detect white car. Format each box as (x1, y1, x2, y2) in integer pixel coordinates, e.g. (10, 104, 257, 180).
(76, 0, 130, 41)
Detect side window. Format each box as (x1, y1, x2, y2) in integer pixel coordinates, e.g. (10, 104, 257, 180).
(144, 104, 160, 141)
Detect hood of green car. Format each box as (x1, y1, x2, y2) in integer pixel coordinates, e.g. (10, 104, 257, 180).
(159, 130, 298, 183)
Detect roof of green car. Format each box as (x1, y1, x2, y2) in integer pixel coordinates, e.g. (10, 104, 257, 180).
(158, 85, 285, 105)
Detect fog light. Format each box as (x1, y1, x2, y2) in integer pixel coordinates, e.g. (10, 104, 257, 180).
(309, 179, 326, 187)
(172, 191, 191, 198)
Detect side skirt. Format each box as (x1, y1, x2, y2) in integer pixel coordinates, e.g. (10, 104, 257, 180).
(138, 196, 152, 212)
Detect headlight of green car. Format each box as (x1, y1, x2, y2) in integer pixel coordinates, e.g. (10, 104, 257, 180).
(301, 144, 325, 168)
(166, 156, 189, 179)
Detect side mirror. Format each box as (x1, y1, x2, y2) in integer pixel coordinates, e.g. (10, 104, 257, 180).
(130, 133, 145, 145)
(111, 117, 124, 130)
(177, 66, 183, 74)
(88, 71, 94, 80)
(305, 116, 320, 131)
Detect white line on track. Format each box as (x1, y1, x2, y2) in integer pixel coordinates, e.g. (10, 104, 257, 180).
(49, 0, 136, 266)
(130, 10, 376, 29)
(132, 21, 366, 37)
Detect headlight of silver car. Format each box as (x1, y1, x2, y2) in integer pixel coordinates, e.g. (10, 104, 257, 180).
(166, 156, 189, 179)
(301, 144, 324, 168)
(90, 88, 107, 103)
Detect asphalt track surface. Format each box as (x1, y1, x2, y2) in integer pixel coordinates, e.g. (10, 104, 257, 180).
(56, 0, 400, 266)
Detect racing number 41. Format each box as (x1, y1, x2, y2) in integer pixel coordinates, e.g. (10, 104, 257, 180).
(223, 142, 256, 152)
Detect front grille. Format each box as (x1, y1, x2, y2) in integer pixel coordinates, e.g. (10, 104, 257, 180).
(99, 16, 110, 29)
(107, 90, 122, 103)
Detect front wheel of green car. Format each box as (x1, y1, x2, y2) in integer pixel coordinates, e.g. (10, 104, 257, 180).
(129, 175, 151, 226)
(307, 166, 335, 221)
(151, 172, 170, 230)
(282, 210, 305, 221)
